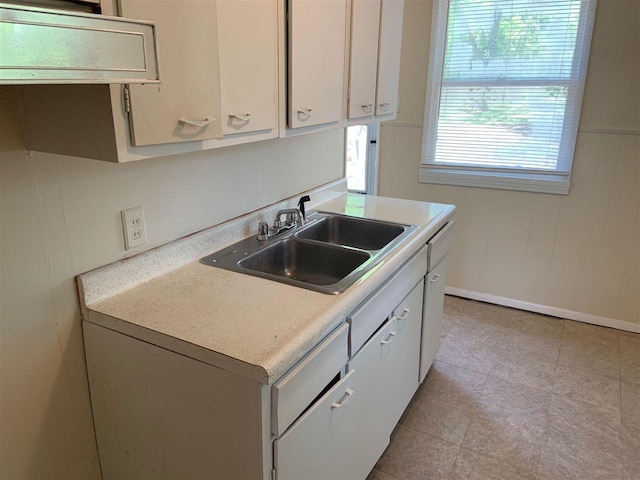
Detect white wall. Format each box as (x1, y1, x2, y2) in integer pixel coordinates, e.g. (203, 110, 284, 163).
(0, 86, 344, 479)
(379, 0, 640, 328)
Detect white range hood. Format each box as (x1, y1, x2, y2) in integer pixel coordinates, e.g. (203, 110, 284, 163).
(0, 2, 159, 84)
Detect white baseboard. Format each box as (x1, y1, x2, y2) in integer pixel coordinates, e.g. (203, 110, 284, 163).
(445, 287, 640, 334)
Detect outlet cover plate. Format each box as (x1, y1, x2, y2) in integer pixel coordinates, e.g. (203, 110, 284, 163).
(121, 206, 147, 250)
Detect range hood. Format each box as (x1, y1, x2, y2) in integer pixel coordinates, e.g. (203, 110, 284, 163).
(0, 2, 159, 84)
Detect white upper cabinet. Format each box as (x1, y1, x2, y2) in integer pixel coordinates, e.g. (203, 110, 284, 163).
(217, 0, 278, 136)
(120, 0, 223, 146)
(347, 0, 404, 122)
(20, 0, 406, 161)
(347, 0, 381, 120)
(375, 0, 404, 117)
(288, 0, 347, 129)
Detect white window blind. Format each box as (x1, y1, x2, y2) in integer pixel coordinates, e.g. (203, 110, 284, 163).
(420, 0, 597, 194)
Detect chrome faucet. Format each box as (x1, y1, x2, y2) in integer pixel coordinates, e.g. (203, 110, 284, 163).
(257, 208, 304, 241)
(257, 196, 310, 241)
(274, 208, 304, 229)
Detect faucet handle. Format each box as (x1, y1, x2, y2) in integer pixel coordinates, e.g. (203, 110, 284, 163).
(257, 221, 269, 241)
(298, 195, 311, 223)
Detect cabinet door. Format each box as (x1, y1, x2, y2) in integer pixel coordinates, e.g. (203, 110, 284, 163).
(420, 258, 447, 383)
(347, 0, 381, 119)
(274, 369, 388, 480)
(121, 0, 223, 146)
(288, 0, 347, 129)
(350, 280, 422, 436)
(375, 0, 404, 116)
(217, 0, 278, 136)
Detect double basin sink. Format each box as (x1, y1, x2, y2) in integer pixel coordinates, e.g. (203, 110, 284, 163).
(200, 211, 417, 294)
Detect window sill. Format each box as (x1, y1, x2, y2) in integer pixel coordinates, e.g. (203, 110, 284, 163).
(418, 168, 570, 195)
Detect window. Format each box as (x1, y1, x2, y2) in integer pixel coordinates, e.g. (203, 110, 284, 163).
(346, 124, 379, 194)
(420, 0, 597, 194)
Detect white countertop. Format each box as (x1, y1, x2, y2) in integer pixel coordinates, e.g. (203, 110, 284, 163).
(80, 183, 455, 385)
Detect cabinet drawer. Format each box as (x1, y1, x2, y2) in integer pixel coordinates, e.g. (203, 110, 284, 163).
(348, 245, 428, 355)
(427, 221, 454, 271)
(272, 323, 349, 436)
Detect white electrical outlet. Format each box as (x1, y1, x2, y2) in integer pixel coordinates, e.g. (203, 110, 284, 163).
(121, 206, 147, 250)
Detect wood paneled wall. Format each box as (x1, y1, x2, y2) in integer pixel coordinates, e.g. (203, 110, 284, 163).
(378, 0, 640, 328)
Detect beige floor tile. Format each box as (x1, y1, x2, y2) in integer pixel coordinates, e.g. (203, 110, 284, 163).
(622, 381, 640, 429)
(621, 335, 640, 386)
(461, 409, 547, 471)
(441, 317, 452, 340)
(379, 301, 634, 480)
(376, 425, 459, 480)
(553, 365, 621, 411)
(546, 394, 622, 443)
(496, 329, 562, 365)
(563, 320, 621, 348)
(507, 310, 565, 341)
(478, 377, 552, 416)
(538, 395, 623, 480)
(489, 356, 557, 391)
(442, 311, 478, 332)
(366, 468, 403, 480)
(444, 295, 472, 316)
(401, 395, 474, 445)
(436, 324, 501, 374)
(447, 448, 537, 480)
(620, 330, 640, 339)
(538, 427, 623, 480)
(420, 361, 488, 410)
(558, 338, 621, 379)
(460, 301, 513, 325)
(622, 423, 640, 480)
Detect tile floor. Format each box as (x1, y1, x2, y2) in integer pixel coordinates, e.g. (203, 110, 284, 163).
(368, 295, 640, 480)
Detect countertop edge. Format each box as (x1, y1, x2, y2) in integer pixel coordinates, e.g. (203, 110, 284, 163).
(85, 311, 271, 384)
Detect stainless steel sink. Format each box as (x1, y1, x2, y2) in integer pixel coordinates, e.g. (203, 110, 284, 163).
(239, 239, 370, 286)
(200, 211, 417, 294)
(295, 215, 406, 250)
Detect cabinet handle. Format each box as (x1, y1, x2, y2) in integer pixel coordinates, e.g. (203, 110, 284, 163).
(331, 388, 354, 409)
(396, 308, 410, 321)
(178, 117, 213, 128)
(379, 102, 390, 109)
(229, 113, 251, 122)
(381, 331, 397, 345)
(362, 103, 374, 111)
(430, 274, 440, 283)
(297, 107, 313, 116)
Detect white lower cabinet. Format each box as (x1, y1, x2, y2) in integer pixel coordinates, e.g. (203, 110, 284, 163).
(419, 221, 454, 382)
(274, 368, 387, 480)
(275, 280, 424, 480)
(420, 259, 447, 383)
(349, 280, 423, 436)
(84, 227, 451, 480)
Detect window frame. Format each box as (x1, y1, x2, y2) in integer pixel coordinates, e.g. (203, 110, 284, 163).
(345, 123, 379, 195)
(419, 0, 598, 195)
